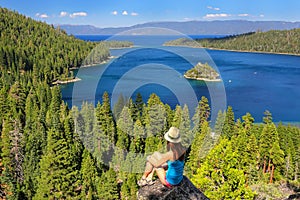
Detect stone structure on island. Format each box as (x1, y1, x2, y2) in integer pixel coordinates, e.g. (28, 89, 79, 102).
(137, 176, 210, 200)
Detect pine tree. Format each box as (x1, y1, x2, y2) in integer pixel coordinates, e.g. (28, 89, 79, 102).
(242, 112, 255, 134)
(98, 92, 116, 145)
(222, 106, 235, 139)
(192, 96, 210, 134)
(97, 168, 119, 200)
(113, 94, 126, 121)
(111, 106, 133, 172)
(191, 139, 255, 200)
(128, 93, 144, 123)
(164, 104, 174, 132)
(214, 110, 225, 138)
(172, 105, 182, 128)
(186, 121, 213, 176)
(232, 113, 259, 184)
(34, 97, 81, 199)
(80, 149, 98, 200)
(116, 106, 133, 150)
(144, 136, 163, 154)
(144, 94, 167, 138)
(7, 81, 26, 123)
(259, 111, 284, 183)
(0, 87, 8, 129)
(179, 104, 192, 148)
(134, 93, 144, 122)
(0, 82, 26, 199)
(23, 89, 47, 199)
(45, 86, 62, 129)
(93, 92, 116, 164)
(290, 126, 300, 181)
(263, 110, 272, 124)
(277, 124, 296, 180)
(78, 102, 95, 152)
(1, 118, 18, 199)
(120, 173, 138, 200)
(143, 94, 166, 152)
(131, 119, 145, 153)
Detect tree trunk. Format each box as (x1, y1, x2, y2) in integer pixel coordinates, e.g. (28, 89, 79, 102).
(269, 164, 274, 184)
(285, 155, 290, 179)
(267, 159, 271, 173)
(245, 173, 248, 187)
(263, 159, 266, 173)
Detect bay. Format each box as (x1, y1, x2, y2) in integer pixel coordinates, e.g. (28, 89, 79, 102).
(61, 35, 300, 123)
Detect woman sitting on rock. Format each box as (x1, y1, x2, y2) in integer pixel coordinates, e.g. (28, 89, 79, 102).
(138, 127, 186, 188)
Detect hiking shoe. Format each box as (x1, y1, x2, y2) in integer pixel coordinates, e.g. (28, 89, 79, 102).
(137, 178, 147, 186)
(146, 179, 155, 186)
(137, 178, 154, 187)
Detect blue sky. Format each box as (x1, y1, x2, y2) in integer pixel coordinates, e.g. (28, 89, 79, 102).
(1, 0, 300, 27)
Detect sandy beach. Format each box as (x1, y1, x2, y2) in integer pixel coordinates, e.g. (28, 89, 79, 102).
(52, 77, 81, 85)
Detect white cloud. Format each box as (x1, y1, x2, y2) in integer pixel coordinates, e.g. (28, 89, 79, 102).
(122, 10, 128, 15)
(70, 12, 87, 18)
(35, 13, 49, 18)
(60, 11, 68, 17)
(207, 6, 220, 11)
(204, 13, 231, 19)
(260, 14, 265, 18)
(131, 12, 138, 16)
(40, 14, 48, 18)
(238, 14, 250, 17)
(111, 11, 118, 15)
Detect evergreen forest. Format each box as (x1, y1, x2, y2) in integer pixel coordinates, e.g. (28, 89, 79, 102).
(0, 7, 300, 200)
(198, 29, 300, 55)
(165, 29, 300, 56)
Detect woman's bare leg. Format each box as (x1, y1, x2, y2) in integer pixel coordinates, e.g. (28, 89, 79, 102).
(146, 167, 155, 181)
(141, 161, 154, 179)
(155, 168, 167, 185)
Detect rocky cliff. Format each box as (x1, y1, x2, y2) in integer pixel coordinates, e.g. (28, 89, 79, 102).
(137, 176, 209, 200)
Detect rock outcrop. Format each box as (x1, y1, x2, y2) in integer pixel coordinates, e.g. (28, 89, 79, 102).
(137, 176, 210, 200)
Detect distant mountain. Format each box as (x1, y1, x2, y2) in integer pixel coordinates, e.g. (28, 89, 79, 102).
(58, 20, 300, 35)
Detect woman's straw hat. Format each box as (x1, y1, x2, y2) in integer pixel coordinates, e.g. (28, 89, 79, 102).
(164, 127, 181, 143)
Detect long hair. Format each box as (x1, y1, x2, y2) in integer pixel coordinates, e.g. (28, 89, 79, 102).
(167, 142, 186, 161)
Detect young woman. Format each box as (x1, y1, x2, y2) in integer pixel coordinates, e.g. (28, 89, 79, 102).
(138, 127, 186, 188)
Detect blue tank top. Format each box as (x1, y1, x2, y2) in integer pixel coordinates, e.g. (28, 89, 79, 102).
(166, 160, 184, 185)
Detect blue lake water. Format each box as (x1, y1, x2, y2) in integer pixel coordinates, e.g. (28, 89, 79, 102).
(61, 35, 300, 123)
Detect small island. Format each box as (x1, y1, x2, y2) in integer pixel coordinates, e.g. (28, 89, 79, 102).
(184, 62, 221, 82)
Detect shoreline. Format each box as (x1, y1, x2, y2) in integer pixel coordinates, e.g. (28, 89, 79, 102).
(52, 77, 81, 85)
(109, 45, 135, 50)
(70, 56, 117, 70)
(183, 74, 222, 82)
(164, 44, 300, 57)
(69, 45, 135, 70)
(163, 44, 202, 49)
(204, 47, 300, 57)
(81, 56, 115, 68)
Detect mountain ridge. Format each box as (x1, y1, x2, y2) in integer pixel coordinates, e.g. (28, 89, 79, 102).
(57, 20, 300, 35)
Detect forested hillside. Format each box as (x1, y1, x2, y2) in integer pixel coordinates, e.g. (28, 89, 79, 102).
(0, 8, 102, 84)
(0, 7, 299, 200)
(199, 29, 300, 55)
